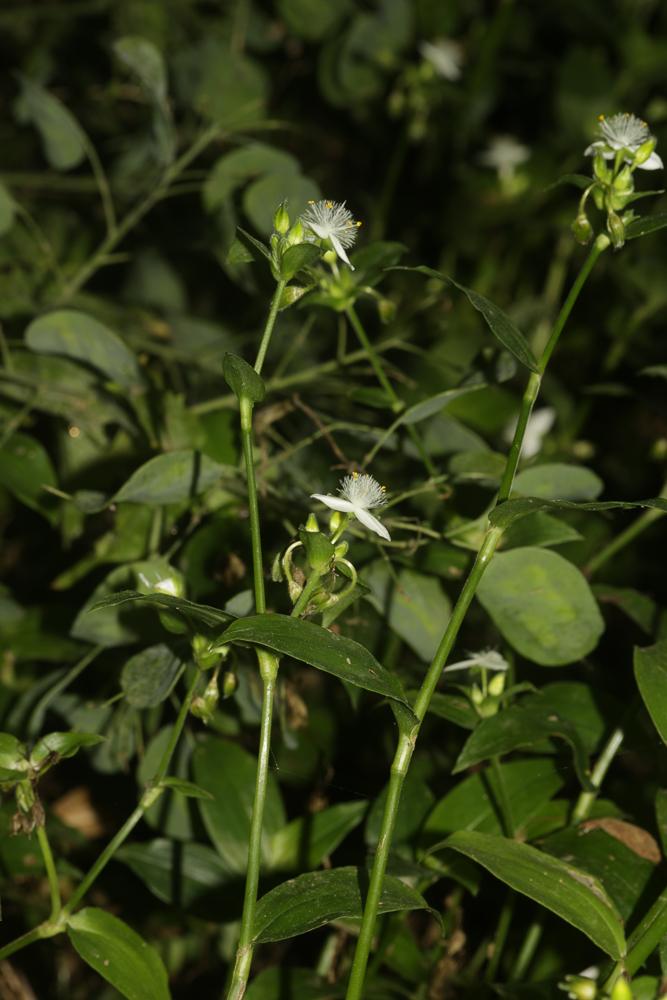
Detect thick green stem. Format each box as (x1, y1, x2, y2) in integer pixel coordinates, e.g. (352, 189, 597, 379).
(36, 824, 62, 920)
(254, 281, 287, 375)
(345, 305, 438, 478)
(55, 124, 220, 304)
(344, 239, 608, 1000)
(227, 653, 278, 1000)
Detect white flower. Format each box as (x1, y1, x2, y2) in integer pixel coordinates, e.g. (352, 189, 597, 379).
(480, 135, 530, 180)
(444, 649, 509, 674)
(585, 112, 663, 170)
(311, 472, 390, 541)
(419, 39, 463, 81)
(301, 199, 361, 269)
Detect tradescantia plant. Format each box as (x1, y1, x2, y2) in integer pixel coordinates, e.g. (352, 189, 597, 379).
(3, 8, 667, 1000)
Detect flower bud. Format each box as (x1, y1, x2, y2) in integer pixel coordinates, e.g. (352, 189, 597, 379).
(634, 136, 656, 166)
(192, 635, 228, 670)
(571, 213, 594, 245)
(221, 670, 238, 699)
(612, 166, 633, 194)
(273, 201, 290, 235)
(488, 672, 506, 697)
(593, 154, 611, 183)
(322, 249, 337, 267)
(190, 672, 219, 724)
(558, 974, 597, 999)
(286, 219, 305, 246)
(606, 210, 625, 249)
(610, 976, 633, 1000)
(334, 540, 349, 558)
(305, 513, 319, 532)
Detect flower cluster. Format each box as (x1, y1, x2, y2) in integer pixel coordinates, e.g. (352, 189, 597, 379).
(574, 112, 662, 248)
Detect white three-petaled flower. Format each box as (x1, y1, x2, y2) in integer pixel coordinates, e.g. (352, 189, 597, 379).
(585, 112, 663, 170)
(301, 199, 361, 269)
(311, 473, 390, 541)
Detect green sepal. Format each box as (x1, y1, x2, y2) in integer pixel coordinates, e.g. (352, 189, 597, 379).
(298, 527, 335, 572)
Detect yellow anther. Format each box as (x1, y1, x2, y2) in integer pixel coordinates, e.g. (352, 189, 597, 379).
(326, 200, 334, 208)
(307, 199, 315, 205)
(598, 114, 605, 121)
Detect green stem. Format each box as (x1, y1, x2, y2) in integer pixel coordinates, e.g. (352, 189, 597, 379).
(240, 398, 265, 614)
(36, 824, 62, 920)
(604, 886, 667, 990)
(510, 917, 543, 981)
(571, 725, 624, 824)
(344, 238, 608, 1000)
(585, 481, 667, 577)
(227, 653, 278, 1000)
(55, 124, 220, 304)
(345, 305, 438, 478)
(0, 925, 54, 962)
(290, 568, 324, 618)
(490, 755, 515, 837)
(82, 134, 116, 235)
(254, 281, 287, 375)
(62, 667, 199, 917)
(485, 889, 516, 983)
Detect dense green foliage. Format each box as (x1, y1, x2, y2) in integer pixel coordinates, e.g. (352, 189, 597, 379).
(2, 2, 667, 998)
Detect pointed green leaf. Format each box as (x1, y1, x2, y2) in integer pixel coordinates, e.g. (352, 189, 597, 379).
(446, 831, 626, 959)
(635, 640, 667, 745)
(88, 590, 234, 630)
(252, 867, 431, 943)
(30, 731, 104, 769)
(217, 613, 409, 704)
(120, 644, 183, 708)
(26, 310, 143, 389)
(158, 777, 213, 800)
(222, 353, 265, 403)
(393, 265, 538, 372)
(490, 495, 667, 531)
(279, 242, 321, 280)
(116, 839, 235, 912)
(626, 213, 667, 240)
(66, 907, 170, 1000)
(113, 450, 228, 504)
(15, 78, 86, 170)
(269, 802, 367, 871)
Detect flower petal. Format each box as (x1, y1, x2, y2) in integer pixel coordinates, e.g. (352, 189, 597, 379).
(331, 235, 354, 270)
(639, 150, 663, 170)
(584, 141, 605, 156)
(311, 494, 356, 513)
(353, 506, 391, 541)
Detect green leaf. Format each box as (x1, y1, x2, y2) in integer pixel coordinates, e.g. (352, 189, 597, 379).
(277, 0, 351, 41)
(246, 967, 336, 1000)
(193, 47, 266, 126)
(363, 564, 452, 663)
(490, 495, 667, 531)
(446, 831, 626, 959)
(453, 698, 593, 790)
(116, 839, 235, 913)
(513, 463, 603, 500)
(113, 36, 167, 105)
(113, 450, 227, 504)
(89, 590, 234, 630)
(120, 644, 183, 708)
(268, 801, 367, 871)
(393, 266, 538, 372)
(541, 824, 657, 921)
(217, 614, 410, 704)
(398, 385, 487, 426)
(158, 777, 213, 800)
(656, 790, 667, 856)
(594, 585, 656, 634)
(192, 736, 286, 872)
(15, 78, 86, 171)
(222, 353, 266, 403)
(477, 547, 604, 666)
(66, 907, 170, 1000)
(635, 640, 667, 745)
(0, 181, 16, 235)
(626, 213, 667, 240)
(25, 310, 143, 389)
(502, 511, 583, 550)
(204, 145, 299, 210)
(279, 242, 321, 281)
(29, 731, 104, 769)
(0, 432, 58, 523)
(423, 758, 564, 841)
(0, 733, 28, 781)
(422, 690, 479, 730)
(252, 867, 430, 943)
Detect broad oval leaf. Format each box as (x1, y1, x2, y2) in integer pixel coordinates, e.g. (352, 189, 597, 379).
(514, 463, 603, 501)
(15, 78, 86, 170)
(217, 614, 410, 704)
(113, 450, 228, 504)
(113, 36, 167, 105)
(121, 644, 183, 708)
(446, 831, 626, 959)
(26, 310, 143, 389)
(477, 547, 604, 666)
(364, 564, 451, 662)
(117, 838, 236, 912)
(192, 736, 286, 872)
(0, 431, 58, 523)
(252, 867, 430, 943)
(66, 907, 170, 1000)
(634, 640, 667, 745)
(222, 353, 265, 403)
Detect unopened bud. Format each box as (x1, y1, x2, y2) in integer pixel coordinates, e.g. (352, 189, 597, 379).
(610, 975, 633, 1000)
(593, 155, 611, 183)
(273, 201, 290, 235)
(634, 136, 656, 166)
(488, 672, 506, 697)
(613, 165, 633, 194)
(606, 210, 625, 249)
(572, 213, 594, 245)
(558, 974, 597, 999)
(334, 540, 349, 558)
(286, 219, 304, 246)
(221, 670, 238, 698)
(305, 513, 319, 532)
(190, 672, 219, 724)
(322, 249, 337, 267)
